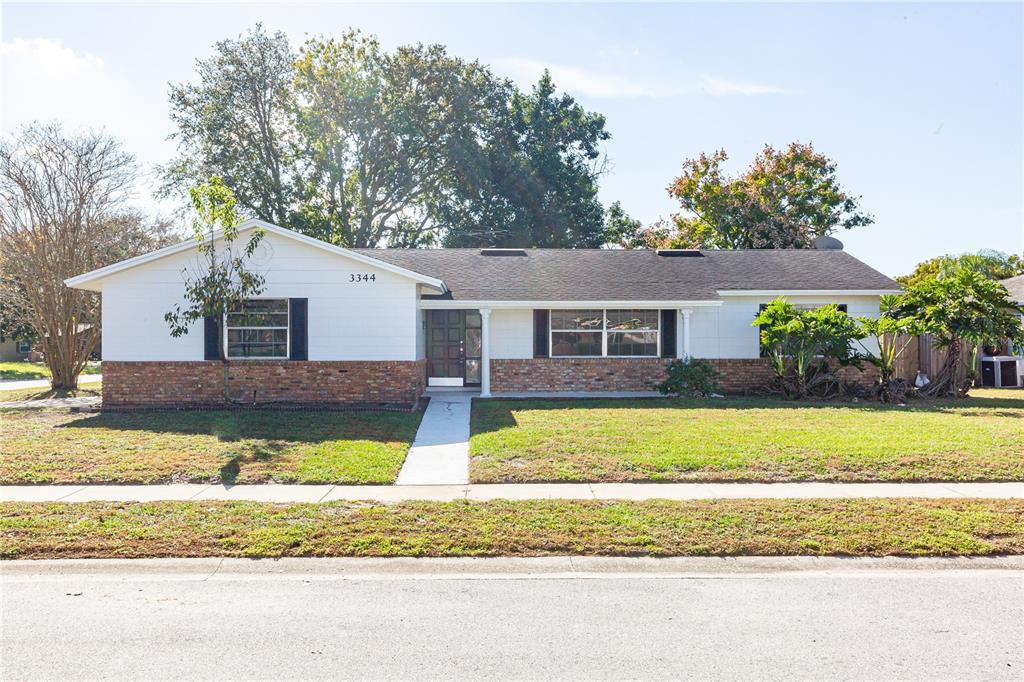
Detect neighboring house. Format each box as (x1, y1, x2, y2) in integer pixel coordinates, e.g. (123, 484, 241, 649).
(999, 273, 1024, 363)
(65, 220, 899, 407)
(0, 338, 34, 362)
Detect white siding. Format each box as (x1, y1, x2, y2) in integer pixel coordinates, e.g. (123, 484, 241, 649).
(489, 309, 534, 359)
(99, 231, 420, 361)
(690, 296, 882, 359)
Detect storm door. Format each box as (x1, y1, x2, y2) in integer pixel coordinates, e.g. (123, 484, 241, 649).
(427, 310, 481, 387)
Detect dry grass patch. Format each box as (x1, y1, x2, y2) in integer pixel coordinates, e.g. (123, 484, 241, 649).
(0, 408, 422, 485)
(2, 498, 1022, 559)
(470, 389, 1024, 483)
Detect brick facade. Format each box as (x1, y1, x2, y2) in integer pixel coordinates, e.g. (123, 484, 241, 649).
(102, 360, 426, 407)
(490, 357, 878, 394)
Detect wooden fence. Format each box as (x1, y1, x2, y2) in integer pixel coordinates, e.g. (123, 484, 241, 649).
(893, 334, 970, 385)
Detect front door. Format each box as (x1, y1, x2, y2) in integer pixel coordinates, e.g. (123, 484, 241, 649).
(427, 310, 481, 387)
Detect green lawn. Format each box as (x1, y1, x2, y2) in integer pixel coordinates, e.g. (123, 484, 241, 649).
(0, 408, 423, 485)
(0, 361, 101, 381)
(470, 389, 1024, 483)
(2, 498, 1022, 559)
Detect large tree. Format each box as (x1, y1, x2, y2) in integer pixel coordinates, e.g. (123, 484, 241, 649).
(164, 27, 613, 249)
(292, 32, 504, 247)
(665, 142, 873, 249)
(163, 25, 299, 226)
(440, 71, 609, 248)
(0, 124, 174, 388)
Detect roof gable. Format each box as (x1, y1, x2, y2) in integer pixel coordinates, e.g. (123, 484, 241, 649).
(64, 220, 447, 292)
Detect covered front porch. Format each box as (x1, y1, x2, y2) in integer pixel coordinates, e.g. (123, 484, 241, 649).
(421, 303, 715, 397)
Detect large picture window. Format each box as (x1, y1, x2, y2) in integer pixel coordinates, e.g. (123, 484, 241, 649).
(226, 299, 289, 359)
(550, 309, 659, 357)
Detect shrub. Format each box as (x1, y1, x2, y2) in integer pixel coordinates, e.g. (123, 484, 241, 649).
(752, 298, 865, 399)
(657, 358, 721, 397)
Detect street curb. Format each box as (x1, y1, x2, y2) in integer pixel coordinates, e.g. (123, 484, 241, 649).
(4, 555, 1024, 578)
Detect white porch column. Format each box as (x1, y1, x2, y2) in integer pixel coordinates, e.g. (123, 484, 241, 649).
(678, 308, 693, 359)
(480, 308, 492, 397)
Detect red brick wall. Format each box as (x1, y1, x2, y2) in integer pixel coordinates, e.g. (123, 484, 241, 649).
(102, 360, 426, 407)
(490, 358, 878, 394)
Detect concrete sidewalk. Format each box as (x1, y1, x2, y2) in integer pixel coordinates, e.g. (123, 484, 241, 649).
(3, 481, 1023, 503)
(0, 374, 102, 391)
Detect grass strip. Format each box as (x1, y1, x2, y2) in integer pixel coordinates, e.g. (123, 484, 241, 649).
(0, 362, 101, 381)
(3, 498, 1023, 560)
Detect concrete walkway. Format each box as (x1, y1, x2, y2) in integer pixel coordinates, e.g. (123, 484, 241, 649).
(0, 374, 102, 391)
(0, 396, 100, 409)
(4, 481, 1024, 504)
(395, 392, 471, 485)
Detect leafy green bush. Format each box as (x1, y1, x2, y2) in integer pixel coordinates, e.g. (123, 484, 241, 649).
(752, 298, 865, 399)
(657, 358, 721, 397)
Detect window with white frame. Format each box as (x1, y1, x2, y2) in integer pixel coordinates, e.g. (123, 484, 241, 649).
(15, 340, 31, 353)
(226, 299, 289, 359)
(550, 309, 659, 357)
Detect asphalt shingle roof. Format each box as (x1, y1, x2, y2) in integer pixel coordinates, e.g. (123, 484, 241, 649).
(355, 248, 899, 301)
(1001, 274, 1024, 304)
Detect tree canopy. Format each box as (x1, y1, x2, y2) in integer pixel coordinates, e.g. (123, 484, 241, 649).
(894, 268, 1024, 396)
(663, 142, 873, 249)
(164, 26, 613, 249)
(897, 249, 1024, 288)
(0, 124, 175, 387)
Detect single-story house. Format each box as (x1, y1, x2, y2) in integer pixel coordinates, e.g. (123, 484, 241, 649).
(65, 220, 899, 407)
(0, 337, 34, 362)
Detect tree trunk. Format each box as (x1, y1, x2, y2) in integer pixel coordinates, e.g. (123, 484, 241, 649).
(920, 338, 963, 398)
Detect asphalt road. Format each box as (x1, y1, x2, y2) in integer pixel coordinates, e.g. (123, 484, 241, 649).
(2, 557, 1022, 681)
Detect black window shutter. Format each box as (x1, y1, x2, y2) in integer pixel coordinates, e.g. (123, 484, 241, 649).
(289, 298, 308, 360)
(660, 310, 677, 358)
(533, 309, 549, 358)
(203, 315, 219, 360)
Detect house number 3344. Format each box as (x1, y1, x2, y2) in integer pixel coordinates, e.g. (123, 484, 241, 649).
(350, 274, 376, 282)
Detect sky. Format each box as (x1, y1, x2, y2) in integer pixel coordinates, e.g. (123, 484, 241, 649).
(1, 1, 1022, 278)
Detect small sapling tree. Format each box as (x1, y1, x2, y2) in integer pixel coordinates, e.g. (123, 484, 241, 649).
(165, 178, 265, 399)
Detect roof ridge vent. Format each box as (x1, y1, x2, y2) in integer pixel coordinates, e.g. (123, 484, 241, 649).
(656, 249, 703, 257)
(480, 248, 527, 256)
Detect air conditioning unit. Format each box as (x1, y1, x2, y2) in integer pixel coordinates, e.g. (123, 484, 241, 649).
(980, 356, 1021, 388)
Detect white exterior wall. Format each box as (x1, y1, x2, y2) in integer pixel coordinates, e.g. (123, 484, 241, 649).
(99, 231, 420, 361)
(690, 296, 881, 359)
(489, 309, 534, 359)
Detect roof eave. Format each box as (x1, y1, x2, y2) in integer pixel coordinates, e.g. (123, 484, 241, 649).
(717, 288, 902, 297)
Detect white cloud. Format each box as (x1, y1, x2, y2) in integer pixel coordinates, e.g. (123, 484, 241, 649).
(698, 75, 794, 96)
(495, 57, 673, 98)
(0, 37, 175, 214)
(1, 38, 115, 132)
(1, 38, 105, 80)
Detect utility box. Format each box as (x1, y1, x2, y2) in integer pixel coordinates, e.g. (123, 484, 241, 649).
(980, 356, 1021, 388)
